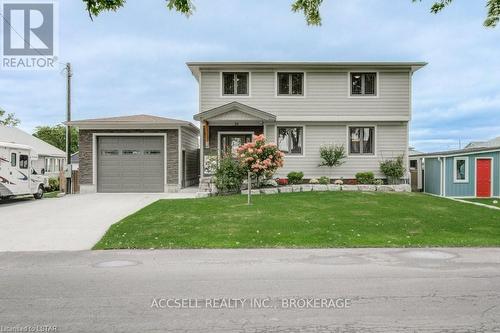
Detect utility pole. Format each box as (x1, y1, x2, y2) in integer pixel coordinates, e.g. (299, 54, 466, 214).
(65, 63, 72, 194)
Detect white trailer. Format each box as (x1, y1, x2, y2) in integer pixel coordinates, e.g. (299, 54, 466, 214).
(0, 142, 46, 199)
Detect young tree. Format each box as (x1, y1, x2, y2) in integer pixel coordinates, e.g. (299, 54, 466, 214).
(82, 0, 500, 27)
(318, 144, 346, 180)
(33, 125, 79, 154)
(0, 108, 20, 127)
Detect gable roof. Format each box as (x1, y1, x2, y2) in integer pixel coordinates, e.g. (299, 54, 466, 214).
(67, 114, 198, 132)
(193, 102, 276, 122)
(465, 136, 500, 149)
(0, 125, 66, 158)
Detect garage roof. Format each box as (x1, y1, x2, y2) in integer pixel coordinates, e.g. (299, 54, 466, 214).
(67, 114, 198, 132)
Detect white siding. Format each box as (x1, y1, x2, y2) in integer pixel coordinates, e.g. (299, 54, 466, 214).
(275, 122, 408, 179)
(200, 70, 410, 121)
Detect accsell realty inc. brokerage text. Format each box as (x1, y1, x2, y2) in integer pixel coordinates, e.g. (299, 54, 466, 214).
(151, 297, 352, 310)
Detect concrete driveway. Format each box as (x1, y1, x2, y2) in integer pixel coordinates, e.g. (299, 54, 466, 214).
(0, 192, 196, 252)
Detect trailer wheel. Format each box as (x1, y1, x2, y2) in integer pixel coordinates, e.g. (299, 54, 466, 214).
(33, 185, 44, 199)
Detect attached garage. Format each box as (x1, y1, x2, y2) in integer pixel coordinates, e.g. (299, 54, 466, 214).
(97, 136, 165, 193)
(68, 114, 200, 193)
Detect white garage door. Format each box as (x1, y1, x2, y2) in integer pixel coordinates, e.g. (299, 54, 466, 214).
(97, 136, 164, 193)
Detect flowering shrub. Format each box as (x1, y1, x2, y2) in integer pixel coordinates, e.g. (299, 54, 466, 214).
(237, 134, 284, 179)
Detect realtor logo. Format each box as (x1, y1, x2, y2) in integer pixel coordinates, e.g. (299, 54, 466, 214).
(1, 0, 58, 70)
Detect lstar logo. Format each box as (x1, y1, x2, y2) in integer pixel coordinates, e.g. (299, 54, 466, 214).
(1, 0, 58, 70)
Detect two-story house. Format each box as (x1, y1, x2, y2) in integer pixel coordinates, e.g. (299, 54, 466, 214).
(188, 61, 426, 184)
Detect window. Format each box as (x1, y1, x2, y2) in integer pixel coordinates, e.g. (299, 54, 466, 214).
(349, 127, 375, 155)
(122, 150, 141, 155)
(19, 154, 28, 169)
(144, 150, 161, 155)
(11, 153, 16, 167)
(278, 127, 303, 155)
(350, 73, 377, 96)
(101, 150, 119, 156)
(222, 72, 249, 95)
(410, 160, 418, 169)
(277, 72, 304, 96)
(453, 157, 469, 183)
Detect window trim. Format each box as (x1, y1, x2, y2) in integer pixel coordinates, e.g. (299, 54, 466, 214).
(220, 71, 251, 98)
(11, 152, 16, 167)
(346, 125, 377, 157)
(276, 125, 306, 157)
(453, 156, 469, 183)
(347, 71, 379, 98)
(19, 154, 29, 169)
(275, 71, 306, 98)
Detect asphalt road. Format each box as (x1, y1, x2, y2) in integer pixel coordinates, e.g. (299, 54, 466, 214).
(1, 248, 500, 332)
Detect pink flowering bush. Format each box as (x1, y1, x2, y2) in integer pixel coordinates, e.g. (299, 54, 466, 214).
(236, 134, 285, 179)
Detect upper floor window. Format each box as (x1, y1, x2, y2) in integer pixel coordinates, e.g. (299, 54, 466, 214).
(349, 127, 375, 155)
(278, 126, 303, 155)
(277, 72, 304, 96)
(222, 72, 249, 96)
(350, 72, 377, 96)
(453, 157, 469, 183)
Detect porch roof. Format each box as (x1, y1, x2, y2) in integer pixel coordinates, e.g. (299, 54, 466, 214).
(193, 102, 276, 122)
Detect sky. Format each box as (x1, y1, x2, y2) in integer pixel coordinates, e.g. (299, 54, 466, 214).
(1, 0, 499, 153)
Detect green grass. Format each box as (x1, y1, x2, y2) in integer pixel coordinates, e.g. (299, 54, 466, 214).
(465, 198, 500, 208)
(93, 192, 500, 249)
(44, 191, 61, 198)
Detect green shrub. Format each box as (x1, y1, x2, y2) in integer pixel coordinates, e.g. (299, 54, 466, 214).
(287, 171, 304, 185)
(48, 177, 60, 192)
(380, 156, 405, 184)
(319, 144, 346, 168)
(318, 176, 330, 185)
(373, 179, 384, 185)
(214, 156, 245, 194)
(355, 172, 375, 184)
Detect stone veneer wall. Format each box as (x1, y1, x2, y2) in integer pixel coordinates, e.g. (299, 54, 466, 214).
(78, 129, 179, 191)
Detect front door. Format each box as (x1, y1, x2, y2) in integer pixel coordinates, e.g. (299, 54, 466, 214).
(476, 159, 492, 197)
(220, 134, 252, 157)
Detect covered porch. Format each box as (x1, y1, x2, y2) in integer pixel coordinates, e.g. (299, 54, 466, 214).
(194, 101, 276, 177)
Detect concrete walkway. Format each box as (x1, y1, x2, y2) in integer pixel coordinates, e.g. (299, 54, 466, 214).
(1, 248, 499, 332)
(0, 192, 196, 252)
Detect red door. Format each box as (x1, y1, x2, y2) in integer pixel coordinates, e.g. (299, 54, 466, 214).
(476, 159, 492, 197)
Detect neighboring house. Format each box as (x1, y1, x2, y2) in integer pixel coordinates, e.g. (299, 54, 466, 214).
(465, 136, 500, 149)
(71, 152, 79, 170)
(67, 115, 199, 193)
(413, 146, 500, 198)
(188, 61, 426, 183)
(0, 125, 66, 176)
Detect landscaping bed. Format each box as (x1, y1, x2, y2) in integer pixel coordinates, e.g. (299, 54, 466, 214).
(94, 192, 500, 249)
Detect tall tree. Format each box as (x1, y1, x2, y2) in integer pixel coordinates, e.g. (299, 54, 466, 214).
(33, 125, 79, 155)
(0, 108, 20, 127)
(82, 0, 500, 27)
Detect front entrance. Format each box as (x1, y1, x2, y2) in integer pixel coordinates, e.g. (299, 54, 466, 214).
(476, 158, 492, 197)
(220, 133, 253, 157)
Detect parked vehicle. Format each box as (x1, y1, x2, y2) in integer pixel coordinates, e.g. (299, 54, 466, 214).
(0, 142, 47, 199)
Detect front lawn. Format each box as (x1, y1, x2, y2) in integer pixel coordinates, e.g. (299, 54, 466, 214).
(465, 198, 500, 208)
(93, 192, 500, 249)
